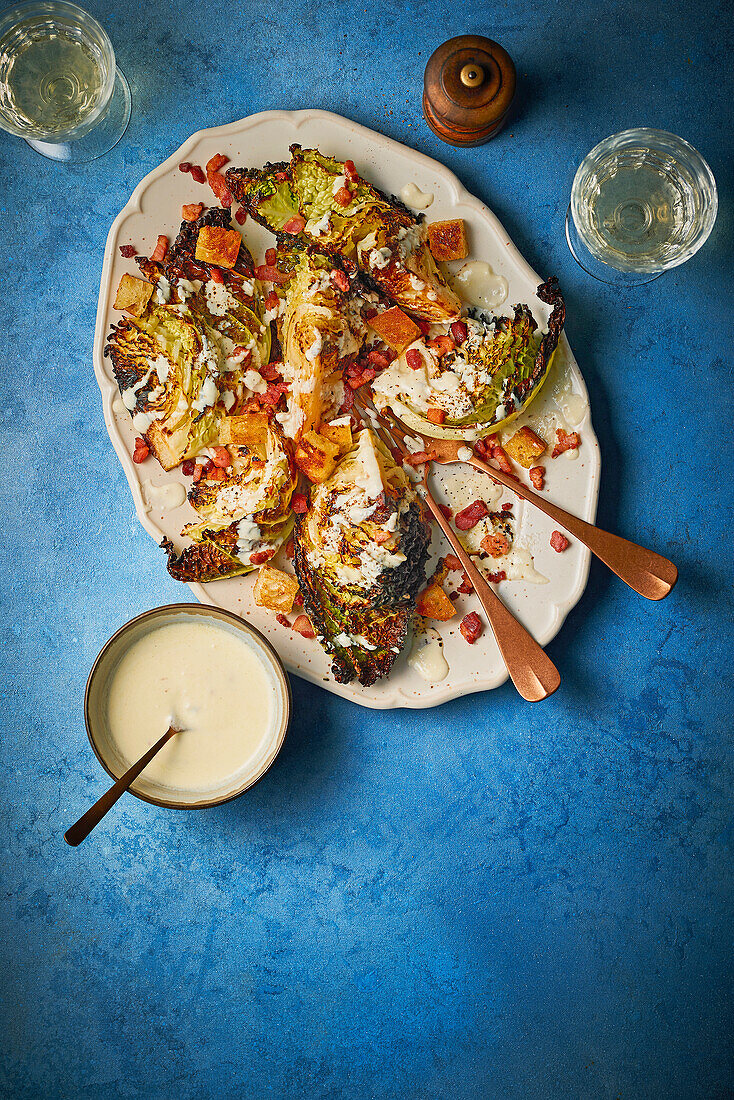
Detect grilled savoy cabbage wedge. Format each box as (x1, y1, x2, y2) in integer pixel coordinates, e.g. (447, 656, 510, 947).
(268, 239, 366, 439)
(105, 208, 270, 470)
(226, 146, 460, 321)
(372, 277, 566, 440)
(163, 421, 296, 582)
(293, 429, 431, 686)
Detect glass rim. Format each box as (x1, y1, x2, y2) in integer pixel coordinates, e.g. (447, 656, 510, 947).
(570, 127, 718, 274)
(0, 0, 116, 141)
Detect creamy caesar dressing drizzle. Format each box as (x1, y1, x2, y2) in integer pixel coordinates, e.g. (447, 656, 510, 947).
(142, 480, 187, 512)
(400, 182, 434, 210)
(106, 622, 277, 791)
(408, 628, 449, 682)
(453, 261, 508, 310)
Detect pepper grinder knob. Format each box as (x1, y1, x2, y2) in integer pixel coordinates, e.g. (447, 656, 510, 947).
(423, 35, 516, 146)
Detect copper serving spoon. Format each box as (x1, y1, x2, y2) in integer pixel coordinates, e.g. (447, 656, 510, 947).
(64, 725, 182, 847)
(354, 394, 561, 701)
(376, 407, 678, 602)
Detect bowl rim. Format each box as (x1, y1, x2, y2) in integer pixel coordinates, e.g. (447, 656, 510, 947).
(84, 602, 292, 810)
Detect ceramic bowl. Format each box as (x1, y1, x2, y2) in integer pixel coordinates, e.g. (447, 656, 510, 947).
(85, 603, 291, 809)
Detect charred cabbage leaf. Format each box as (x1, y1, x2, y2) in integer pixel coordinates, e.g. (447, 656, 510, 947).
(269, 239, 366, 438)
(163, 422, 296, 583)
(293, 430, 431, 686)
(372, 277, 566, 439)
(105, 208, 270, 470)
(226, 146, 460, 321)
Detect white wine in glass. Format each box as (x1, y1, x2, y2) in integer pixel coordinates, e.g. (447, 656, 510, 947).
(566, 129, 717, 286)
(0, 0, 131, 162)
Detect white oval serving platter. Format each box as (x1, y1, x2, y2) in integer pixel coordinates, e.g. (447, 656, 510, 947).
(93, 109, 600, 709)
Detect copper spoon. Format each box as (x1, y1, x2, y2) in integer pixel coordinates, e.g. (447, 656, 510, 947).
(354, 394, 561, 701)
(64, 725, 181, 847)
(385, 414, 678, 602)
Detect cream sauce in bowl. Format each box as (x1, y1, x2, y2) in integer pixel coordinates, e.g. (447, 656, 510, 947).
(85, 606, 290, 807)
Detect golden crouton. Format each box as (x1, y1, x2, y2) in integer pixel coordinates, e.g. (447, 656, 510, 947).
(294, 430, 339, 483)
(368, 306, 422, 353)
(319, 419, 353, 454)
(253, 566, 300, 614)
(416, 583, 456, 621)
(427, 219, 468, 262)
(218, 413, 269, 449)
(504, 426, 547, 468)
(194, 226, 241, 269)
(113, 273, 153, 316)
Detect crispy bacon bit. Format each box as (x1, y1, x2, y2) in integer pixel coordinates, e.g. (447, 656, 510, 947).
(338, 385, 355, 414)
(529, 466, 545, 490)
(444, 553, 462, 571)
(250, 548, 276, 565)
(501, 502, 513, 511)
(439, 504, 453, 520)
(274, 170, 289, 181)
(178, 161, 191, 173)
(450, 320, 468, 345)
(490, 440, 513, 474)
(209, 267, 224, 284)
(283, 214, 307, 234)
(449, 591, 459, 601)
(481, 531, 510, 557)
(416, 319, 431, 335)
(294, 591, 304, 607)
(284, 537, 295, 560)
(406, 348, 424, 371)
(265, 247, 277, 266)
(206, 153, 228, 174)
(550, 531, 570, 552)
(426, 407, 446, 425)
(119, 244, 136, 258)
(334, 184, 353, 207)
(374, 530, 392, 544)
(404, 450, 432, 466)
(260, 361, 282, 382)
(460, 612, 483, 644)
(181, 459, 195, 476)
(264, 290, 280, 311)
(473, 437, 490, 459)
(205, 154, 232, 207)
(262, 380, 289, 406)
(150, 235, 168, 262)
(291, 492, 308, 514)
(362, 306, 378, 320)
(190, 165, 206, 184)
(454, 499, 489, 531)
(132, 437, 149, 463)
(234, 206, 247, 225)
(427, 334, 454, 357)
(551, 428, 581, 457)
(458, 572, 473, 594)
(211, 446, 231, 469)
(208, 466, 227, 482)
(255, 264, 290, 286)
(344, 159, 359, 183)
(487, 570, 507, 583)
(330, 268, 350, 292)
(293, 614, 316, 639)
(228, 345, 250, 365)
(275, 613, 290, 627)
(182, 202, 204, 222)
(366, 349, 391, 370)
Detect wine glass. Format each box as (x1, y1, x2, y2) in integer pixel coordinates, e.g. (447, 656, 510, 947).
(0, 0, 130, 163)
(565, 128, 717, 287)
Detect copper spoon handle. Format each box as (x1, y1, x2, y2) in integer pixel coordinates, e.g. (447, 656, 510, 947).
(422, 489, 560, 701)
(64, 726, 179, 847)
(469, 458, 677, 601)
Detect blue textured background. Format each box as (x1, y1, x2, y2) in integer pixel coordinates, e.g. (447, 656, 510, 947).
(1, 0, 732, 1096)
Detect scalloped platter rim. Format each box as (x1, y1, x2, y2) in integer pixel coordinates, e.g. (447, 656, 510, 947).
(93, 108, 601, 709)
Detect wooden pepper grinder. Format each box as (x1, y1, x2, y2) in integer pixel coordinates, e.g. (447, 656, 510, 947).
(423, 35, 516, 146)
